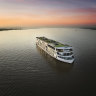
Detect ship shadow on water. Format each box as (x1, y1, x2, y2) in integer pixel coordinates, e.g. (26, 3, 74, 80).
(36, 45, 73, 73)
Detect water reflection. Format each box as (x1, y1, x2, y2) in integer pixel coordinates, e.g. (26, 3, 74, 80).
(36, 46, 73, 73)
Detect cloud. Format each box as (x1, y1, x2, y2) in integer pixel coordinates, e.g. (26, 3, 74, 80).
(46, 8, 96, 15)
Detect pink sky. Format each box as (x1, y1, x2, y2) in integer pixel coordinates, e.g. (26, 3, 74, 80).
(0, 0, 96, 27)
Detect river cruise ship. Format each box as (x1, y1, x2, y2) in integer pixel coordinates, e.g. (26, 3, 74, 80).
(36, 37, 74, 63)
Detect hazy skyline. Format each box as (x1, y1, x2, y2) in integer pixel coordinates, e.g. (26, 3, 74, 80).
(0, 0, 96, 27)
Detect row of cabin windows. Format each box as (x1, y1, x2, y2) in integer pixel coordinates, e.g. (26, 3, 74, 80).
(56, 49, 63, 52)
(58, 56, 74, 60)
(57, 52, 73, 56)
(64, 49, 73, 51)
(48, 45, 55, 50)
(56, 49, 73, 52)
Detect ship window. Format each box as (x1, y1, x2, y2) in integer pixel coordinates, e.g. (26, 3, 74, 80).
(70, 49, 73, 51)
(58, 56, 73, 60)
(56, 49, 63, 52)
(64, 49, 73, 51)
(63, 52, 73, 56)
(48, 45, 55, 50)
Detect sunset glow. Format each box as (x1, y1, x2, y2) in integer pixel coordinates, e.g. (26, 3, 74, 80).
(0, 0, 96, 27)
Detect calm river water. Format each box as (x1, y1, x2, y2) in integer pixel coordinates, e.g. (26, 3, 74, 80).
(0, 28, 96, 96)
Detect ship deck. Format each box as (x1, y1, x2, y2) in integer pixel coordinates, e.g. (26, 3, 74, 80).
(36, 37, 70, 47)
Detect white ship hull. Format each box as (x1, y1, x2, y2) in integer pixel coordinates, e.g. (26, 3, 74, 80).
(36, 38, 74, 64)
(56, 56, 74, 63)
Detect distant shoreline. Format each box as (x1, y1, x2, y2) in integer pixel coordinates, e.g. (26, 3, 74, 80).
(0, 28, 22, 31)
(0, 26, 96, 31)
(80, 27, 96, 30)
